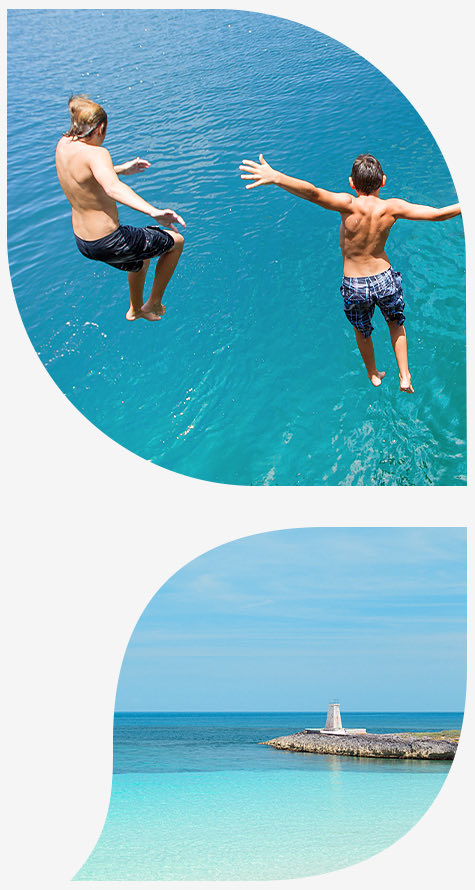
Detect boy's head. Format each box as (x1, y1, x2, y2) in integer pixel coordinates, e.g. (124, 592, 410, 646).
(350, 154, 385, 194)
(66, 95, 107, 141)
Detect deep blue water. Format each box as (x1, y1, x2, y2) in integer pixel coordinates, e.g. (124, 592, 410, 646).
(76, 711, 461, 880)
(113, 710, 462, 773)
(8, 9, 465, 485)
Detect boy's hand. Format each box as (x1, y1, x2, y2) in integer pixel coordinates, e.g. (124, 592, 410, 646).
(116, 157, 151, 175)
(150, 208, 186, 232)
(240, 154, 278, 188)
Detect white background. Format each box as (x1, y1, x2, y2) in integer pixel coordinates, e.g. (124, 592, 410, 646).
(1, 2, 472, 889)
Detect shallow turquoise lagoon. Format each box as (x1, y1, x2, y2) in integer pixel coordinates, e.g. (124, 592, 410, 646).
(77, 767, 448, 881)
(76, 712, 460, 880)
(8, 10, 465, 484)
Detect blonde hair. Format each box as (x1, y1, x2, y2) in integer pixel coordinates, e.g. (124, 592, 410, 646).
(65, 95, 107, 140)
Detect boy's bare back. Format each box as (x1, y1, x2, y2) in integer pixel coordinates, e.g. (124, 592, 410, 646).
(339, 193, 460, 276)
(339, 195, 397, 277)
(55, 137, 120, 241)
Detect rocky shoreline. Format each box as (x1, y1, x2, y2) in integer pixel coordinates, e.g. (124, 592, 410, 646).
(262, 730, 458, 760)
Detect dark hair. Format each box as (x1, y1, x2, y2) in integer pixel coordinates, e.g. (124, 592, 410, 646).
(351, 154, 384, 194)
(65, 95, 107, 140)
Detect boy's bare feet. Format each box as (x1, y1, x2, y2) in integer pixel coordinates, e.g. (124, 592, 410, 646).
(126, 307, 144, 321)
(126, 304, 166, 321)
(369, 370, 386, 387)
(399, 375, 414, 393)
(140, 300, 166, 321)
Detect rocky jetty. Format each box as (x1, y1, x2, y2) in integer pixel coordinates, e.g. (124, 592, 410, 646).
(263, 730, 457, 760)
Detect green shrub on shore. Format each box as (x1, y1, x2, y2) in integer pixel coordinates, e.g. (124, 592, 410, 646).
(396, 730, 460, 742)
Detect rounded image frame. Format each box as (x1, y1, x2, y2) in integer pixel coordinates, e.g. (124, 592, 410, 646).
(75, 526, 466, 882)
(7, 7, 466, 487)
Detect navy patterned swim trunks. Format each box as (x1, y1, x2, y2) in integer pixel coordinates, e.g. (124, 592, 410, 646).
(340, 267, 405, 338)
(75, 224, 175, 273)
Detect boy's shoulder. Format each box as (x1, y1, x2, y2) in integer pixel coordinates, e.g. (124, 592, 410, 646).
(380, 196, 406, 215)
(85, 143, 114, 168)
(368, 195, 400, 214)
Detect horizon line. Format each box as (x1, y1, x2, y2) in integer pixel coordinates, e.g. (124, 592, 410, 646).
(114, 709, 464, 714)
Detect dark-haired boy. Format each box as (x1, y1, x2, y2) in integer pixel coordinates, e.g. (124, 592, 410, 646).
(240, 153, 460, 392)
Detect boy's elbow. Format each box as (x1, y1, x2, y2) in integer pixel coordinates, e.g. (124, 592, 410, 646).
(104, 182, 122, 201)
(305, 187, 320, 204)
(93, 169, 122, 200)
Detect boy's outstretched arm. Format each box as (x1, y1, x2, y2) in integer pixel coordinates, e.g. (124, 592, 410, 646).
(89, 147, 185, 230)
(114, 157, 151, 176)
(390, 198, 461, 221)
(240, 154, 352, 212)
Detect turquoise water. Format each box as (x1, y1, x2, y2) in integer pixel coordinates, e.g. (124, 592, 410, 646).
(76, 712, 461, 880)
(8, 9, 465, 485)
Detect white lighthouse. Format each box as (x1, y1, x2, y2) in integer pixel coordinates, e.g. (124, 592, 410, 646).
(306, 702, 366, 735)
(324, 701, 344, 732)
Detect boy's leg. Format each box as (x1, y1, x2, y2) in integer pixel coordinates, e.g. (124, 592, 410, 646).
(353, 328, 386, 387)
(387, 321, 414, 393)
(126, 259, 150, 320)
(141, 233, 185, 321)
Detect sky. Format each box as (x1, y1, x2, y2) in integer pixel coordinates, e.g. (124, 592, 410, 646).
(116, 528, 466, 712)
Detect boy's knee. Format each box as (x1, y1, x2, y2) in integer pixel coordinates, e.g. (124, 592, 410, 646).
(172, 232, 184, 251)
(386, 318, 404, 330)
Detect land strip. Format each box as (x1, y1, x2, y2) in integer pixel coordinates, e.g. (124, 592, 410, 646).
(262, 730, 458, 760)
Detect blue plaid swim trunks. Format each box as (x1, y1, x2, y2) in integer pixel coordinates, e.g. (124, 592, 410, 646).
(75, 224, 175, 273)
(340, 267, 405, 338)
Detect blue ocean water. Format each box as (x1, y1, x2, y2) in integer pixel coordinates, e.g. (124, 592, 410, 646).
(8, 9, 465, 485)
(76, 711, 462, 880)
